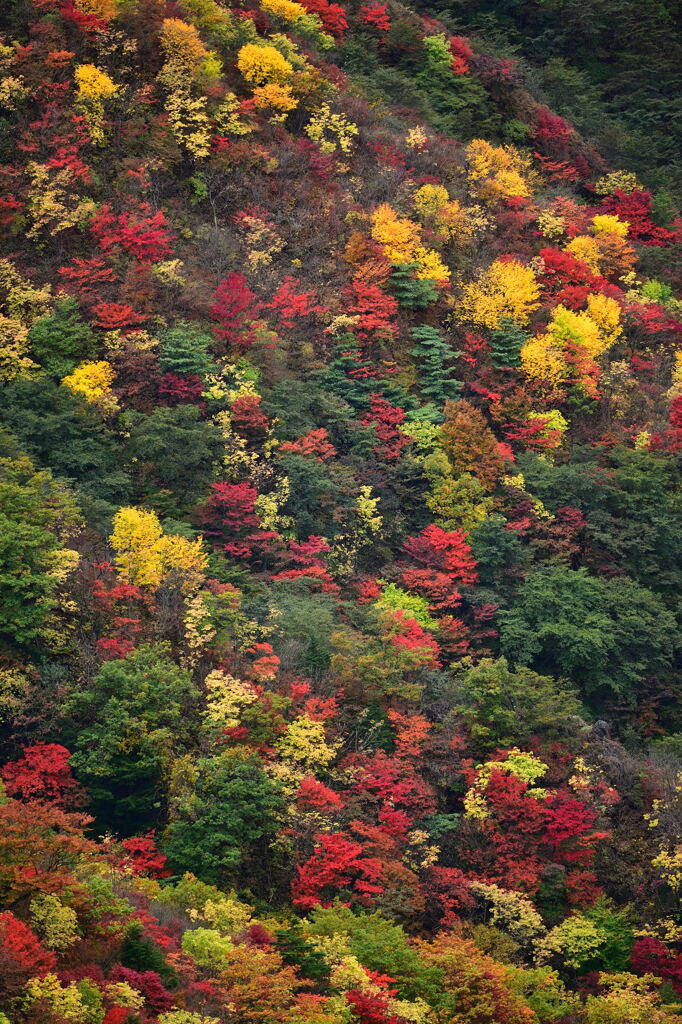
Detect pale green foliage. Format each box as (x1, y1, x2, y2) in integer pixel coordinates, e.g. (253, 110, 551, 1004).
(30, 893, 80, 951)
(182, 926, 235, 969)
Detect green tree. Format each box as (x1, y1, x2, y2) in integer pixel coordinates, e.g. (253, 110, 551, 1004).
(124, 405, 223, 513)
(409, 325, 462, 406)
(0, 377, 130, 526)
(449, 657, 583, 750)
(159, 322, 215, 378)
(0, 454, 80, 655)
(163, 752, 283, 890)
(28, 298, 97, 378)
(306, 905, 442, 1001)
(489, 318, 528, 369)
(389, 264, 440, 310)
(65, 644, 197, 833)
(498, 566, 677, 705)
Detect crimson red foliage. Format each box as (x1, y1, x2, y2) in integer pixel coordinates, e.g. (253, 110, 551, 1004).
(103, 1009, 133, 1024)
(0, 912, 57, 999)
(346, 988, 404, 1024)
(92, 302, 150, 330)
(533, 107, 573, 152)
(57, 256, 118, 297)
(296, 776, 344, 810)
(632, 937, 682, 996)
(384, 611, 441, 667)
(361, 395, 410, 461)
(358, 2, 390, 32)
(279, 427, 337, 461)
(599, 190, 676, 246)
(157, 373, 205, 406)
(109, 966, 174, 1013)
(299, 0, 348, 35)
(344, 281, 399, 341)
(1, 743, 83, 806)
(402, 524, 478, 584)
(266, 277, 328, 330)
(91, 203, 175, 262)
(449, 35, 473, 74)
(349, 751, 437, 815)
(292, 832, 384, 910)
(231, 394, 270, 438)
(120, 832, 171, 878)
(210, 273, 262, 352)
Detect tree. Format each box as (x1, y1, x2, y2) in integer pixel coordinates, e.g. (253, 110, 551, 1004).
(125, 405, 223, 512)
(361, 396, 411, 461)
(441, 400, 507, 489)
(456, 259, 540, 330)
(1, 744, 84, 807)
(388, 264, 439, 310)
(158, 322, 215, 378)
(498, 566, 677, 705)
(0, 454, 80, 655)
(0, 378, 130, 526)
(489, 317, 528, 368)
(210, 273, 262, 353)
(27, 298, 97, 378)
(65, 643, 197, 832)
(409, 325, 462, 406)
(0, 912, 57, 1002)
(292, 831, 384, 911)
(163, 753, 283, 888)
(110, 506, 207, 591)
(448, 657, 582, 750)
(415, 931, 536, 1024)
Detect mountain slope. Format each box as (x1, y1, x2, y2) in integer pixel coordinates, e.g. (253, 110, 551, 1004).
(1, 0, 682, 1021)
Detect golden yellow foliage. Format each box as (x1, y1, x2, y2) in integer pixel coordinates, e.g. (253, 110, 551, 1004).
(261, 0, 307, 20)
(457, 259, 540, 329)
(564, 235, 602, 272)
(214, 92, 255, 135)
(371, 204, 421, 261)
(537, 210, 566, 240)
(594, 170, 641, 195)
(585, 293, 622, 349)
(0, 315, 35, 381)
(520, 334, 565, 389)
(237, 43, 293, 85)
(591, 213, 629, 238)
(413, 184, 478, 245)
(405, 125, 428, 150)
(61, 360, 116, 407)
(111, 507, 208, 591)
(370, 204, 450, 281)
(75, 0, 118, 19)
(521, 299, 620, 393)
(203, 670, 258, 731)
(165, 91, 212, 158)
(26, 164, 97, 239)
(253, 82, 298, 121)
(161, 17, 209, 63)
(306, 104, 358, 155)
(465, 139, 533, 202)
(74, 64, 118, 143)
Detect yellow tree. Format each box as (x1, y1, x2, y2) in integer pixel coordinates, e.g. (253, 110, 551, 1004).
(457, 259, 540, 329)
(110, 507, 207, 591)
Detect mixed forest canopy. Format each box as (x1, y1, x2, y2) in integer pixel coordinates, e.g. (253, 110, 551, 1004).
(0, 0, 682, 1021)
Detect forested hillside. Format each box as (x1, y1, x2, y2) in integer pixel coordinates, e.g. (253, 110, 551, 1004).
(1, 0, 682, 1020)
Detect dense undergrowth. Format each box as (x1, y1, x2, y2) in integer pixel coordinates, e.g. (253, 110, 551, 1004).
(1, 0, 682, 1021)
